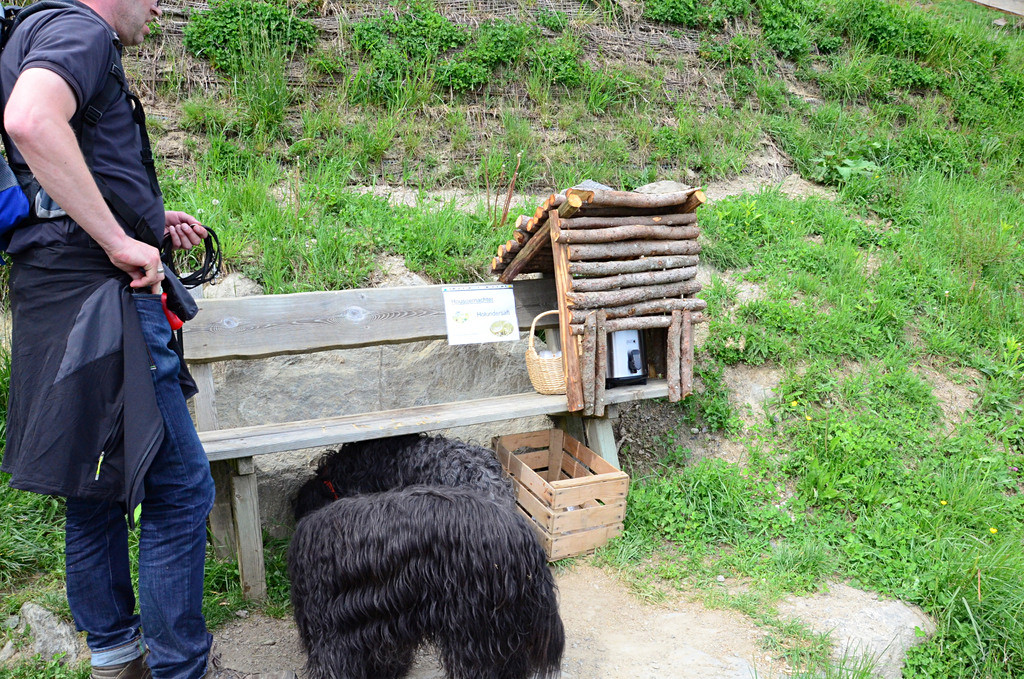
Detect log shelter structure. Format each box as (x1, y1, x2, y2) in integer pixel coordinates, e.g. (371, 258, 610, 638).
(491, 186, 708, 415)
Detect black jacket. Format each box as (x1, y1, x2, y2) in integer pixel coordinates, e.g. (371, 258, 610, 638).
(1, 245, 179, 521)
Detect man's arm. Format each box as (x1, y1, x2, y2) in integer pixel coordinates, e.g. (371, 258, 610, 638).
(4, 67, 163, 290)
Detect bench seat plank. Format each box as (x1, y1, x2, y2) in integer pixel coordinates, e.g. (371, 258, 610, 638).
(199, 380, 670, 461)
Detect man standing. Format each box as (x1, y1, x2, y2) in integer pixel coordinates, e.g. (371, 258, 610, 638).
(0, 1, 294, 678)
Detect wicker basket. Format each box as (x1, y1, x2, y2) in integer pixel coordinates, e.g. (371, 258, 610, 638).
(525, 310, 566, 395)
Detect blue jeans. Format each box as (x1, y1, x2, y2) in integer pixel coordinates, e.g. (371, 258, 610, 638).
(65, 294, 215, 679)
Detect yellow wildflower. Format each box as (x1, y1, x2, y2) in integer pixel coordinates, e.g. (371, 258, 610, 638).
(940, 500, 947, 506)
(990, 527, 998, 534)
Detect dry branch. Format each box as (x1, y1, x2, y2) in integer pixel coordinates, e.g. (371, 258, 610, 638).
(679, 189, 707, 213)
(667, 311, 682, 402)
(557, 224, 699, 244)
(550, 209, 584, 413)
(569, 266, 698, 293)
(581, 313, 597, 417)
(575, 206, 693, 218)
(594, 310, 607, 416)
(557, 193, 584, 219)
(565, 188, 595, 205)
(568, 255, 699, 276)
(568, 240, 702, 261)
(498, 222, 552, 283)
(560, 212, 698, 229)
(568, 296, 706, 324)
(570, 188, 700, 209)
(681, 310, 694, 398)
(567, 279, 702, 309)
(570, 312, 706, 334)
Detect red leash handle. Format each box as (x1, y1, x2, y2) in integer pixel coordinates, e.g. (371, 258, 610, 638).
(161, 293, 183, 330)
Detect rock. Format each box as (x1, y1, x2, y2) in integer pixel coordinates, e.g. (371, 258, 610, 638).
(572, 179, 614, 192)
(0, 640, 16, 664)
(16, 602, 83, 664)
(777, 582, 936, 679)
(368, 254, 431, 288)
(200, 272, 263, 299)
(633, 180, 692, 195)
(722, 364, 782, 427)
(2, 616, 17, 630)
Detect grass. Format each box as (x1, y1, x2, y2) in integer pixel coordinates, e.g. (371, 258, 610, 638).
(2, 0, 1024, 675)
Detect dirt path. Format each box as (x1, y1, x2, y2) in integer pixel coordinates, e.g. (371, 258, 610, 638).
(214, 563, 778, 678)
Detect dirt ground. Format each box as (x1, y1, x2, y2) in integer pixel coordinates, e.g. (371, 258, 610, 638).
(214, 563, 777, 679)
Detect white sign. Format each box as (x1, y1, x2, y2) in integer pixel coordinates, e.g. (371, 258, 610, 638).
(442, 284, 519, 345)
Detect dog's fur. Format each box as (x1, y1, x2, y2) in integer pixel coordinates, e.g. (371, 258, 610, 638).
(292, 434, 516, 521)
(289, 485, 564, 679)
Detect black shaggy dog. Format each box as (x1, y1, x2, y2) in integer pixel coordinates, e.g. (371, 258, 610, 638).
(289, 485, 564, 679)
(292, 434, 515, 520)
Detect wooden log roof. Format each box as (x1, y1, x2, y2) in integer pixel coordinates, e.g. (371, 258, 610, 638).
(491, 186, 706, 281)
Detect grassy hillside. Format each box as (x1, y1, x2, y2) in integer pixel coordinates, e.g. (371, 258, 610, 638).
(2, 0, 1023, 676)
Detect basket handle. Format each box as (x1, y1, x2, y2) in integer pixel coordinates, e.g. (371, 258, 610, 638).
(528, 310, 560, 352)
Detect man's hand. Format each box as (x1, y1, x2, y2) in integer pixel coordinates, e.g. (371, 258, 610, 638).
(107, 236, 164, 293)
(164, 211, 207, 250)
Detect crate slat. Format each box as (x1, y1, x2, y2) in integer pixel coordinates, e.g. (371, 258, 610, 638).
(547, 523, 624, 561)
(549, 500, 625, 534)
(495, 429, 629, 560)
(549, 477, 629, 509)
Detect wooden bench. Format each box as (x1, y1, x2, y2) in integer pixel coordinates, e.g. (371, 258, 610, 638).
(183, 278, 674, 599)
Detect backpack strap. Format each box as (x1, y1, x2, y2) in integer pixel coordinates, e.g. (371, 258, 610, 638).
(77, 58, 163, 247)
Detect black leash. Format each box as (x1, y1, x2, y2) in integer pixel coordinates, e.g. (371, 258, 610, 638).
(161, 226, 222, 289)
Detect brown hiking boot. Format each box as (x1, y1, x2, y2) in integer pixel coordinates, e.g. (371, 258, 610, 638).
(91, 654, 152, 679)
(204, 643, 297, 679)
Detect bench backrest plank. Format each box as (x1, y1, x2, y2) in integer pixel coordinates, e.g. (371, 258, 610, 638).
(183, 279, 559, 362)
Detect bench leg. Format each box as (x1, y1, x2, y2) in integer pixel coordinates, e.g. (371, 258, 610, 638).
(555, 414, 586, 445)
(230, 457, 267, 601)
(208, 461, 237, 559)
(559, 413, 621, 470)
(584, 416, 619, 469)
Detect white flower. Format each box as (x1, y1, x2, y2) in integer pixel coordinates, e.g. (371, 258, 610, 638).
(211, 199, 221, 206)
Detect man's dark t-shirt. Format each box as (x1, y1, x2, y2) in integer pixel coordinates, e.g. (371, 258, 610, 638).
(0, 1, 165, 252)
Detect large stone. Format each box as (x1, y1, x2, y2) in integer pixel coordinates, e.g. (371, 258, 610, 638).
(14, 603, 83, 664)
(777, 582, 935, 678)
(633, 180, 692, 195)
(200, 272, 264, 299)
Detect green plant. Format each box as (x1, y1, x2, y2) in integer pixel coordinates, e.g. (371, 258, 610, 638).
(231, 27, 295, 140)
(308, 47, 347, 76)
(809, 135, 883, 185)
(183, 0, 316, 70)
(644, 0, 750, 29)
(0, 658, 89, 679)
(180, 95, 234, 134)
(535, 8, 569, 32)
(529, 34, 584, 87)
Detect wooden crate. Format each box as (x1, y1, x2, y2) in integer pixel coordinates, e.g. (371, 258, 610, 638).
(494, 429, 629, 561)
